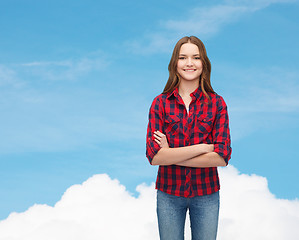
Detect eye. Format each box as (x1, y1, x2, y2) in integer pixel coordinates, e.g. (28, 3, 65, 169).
(194, 57, 201, 60)
(178, 57, 185, 60)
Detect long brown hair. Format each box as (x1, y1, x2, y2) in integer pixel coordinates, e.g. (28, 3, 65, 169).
(163, 36, 214, 101)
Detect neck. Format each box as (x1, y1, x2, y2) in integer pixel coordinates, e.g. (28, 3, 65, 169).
(178, 80, 199, 97)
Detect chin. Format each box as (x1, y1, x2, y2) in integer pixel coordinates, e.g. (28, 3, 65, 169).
(181, 77, 201, 82)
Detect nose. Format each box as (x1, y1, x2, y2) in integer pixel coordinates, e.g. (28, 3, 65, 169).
(186, 57, 193, 66)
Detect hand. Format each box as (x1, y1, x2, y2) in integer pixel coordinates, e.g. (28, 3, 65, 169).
(153, 130, 169, 148)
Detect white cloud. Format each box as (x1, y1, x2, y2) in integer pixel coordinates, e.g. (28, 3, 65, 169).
(18, 56, 109, 81)
(165, 0, 297, 36)
(127, 0, 297, 54)
(0, 174, 158, 240)
(0, 65, 24, 88)
(218, 166, 299, 239)
(125, 33, 175, 55)
(224, 0, 297, 8)
(1, 165, 298, 240)
(163, 5, 249, 37)
(20, 61, 72, 67)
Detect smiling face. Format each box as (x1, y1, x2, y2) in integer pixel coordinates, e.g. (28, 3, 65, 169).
(176, 42, 203, 83)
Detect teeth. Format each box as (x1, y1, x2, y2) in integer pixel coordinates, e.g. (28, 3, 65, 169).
(184, 69, 195, 71)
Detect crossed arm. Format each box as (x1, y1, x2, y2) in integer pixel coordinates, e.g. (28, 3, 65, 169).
(151, 130, 227, 167)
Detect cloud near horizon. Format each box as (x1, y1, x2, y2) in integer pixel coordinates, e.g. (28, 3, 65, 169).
(0, 165, 298, 240)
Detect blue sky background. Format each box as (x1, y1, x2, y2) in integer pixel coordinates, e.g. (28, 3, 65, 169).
(0, 0, 298, 220)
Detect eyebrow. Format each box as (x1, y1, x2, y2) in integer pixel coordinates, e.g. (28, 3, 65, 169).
(179, 54, 200, 56)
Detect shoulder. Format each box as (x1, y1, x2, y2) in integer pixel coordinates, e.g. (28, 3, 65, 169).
(153, 93, 166, 101)
(149, 93, 167, 111)
(208, 92, 227, 104)
(207, 92, 228, 113)
(151, 93, 167, 105)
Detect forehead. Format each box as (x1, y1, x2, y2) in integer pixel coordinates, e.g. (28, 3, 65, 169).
(179, 43, 199, 54)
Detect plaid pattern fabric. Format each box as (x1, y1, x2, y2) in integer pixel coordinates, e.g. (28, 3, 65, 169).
(146, 86, 232, 197)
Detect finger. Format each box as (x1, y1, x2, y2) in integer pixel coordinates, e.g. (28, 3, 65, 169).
(154, 131, 161, 136)
(155, 131, 165, 137)
(154, 133, 161, 138)
(154, 139, 161, 145)
(153, 133, 161, 140)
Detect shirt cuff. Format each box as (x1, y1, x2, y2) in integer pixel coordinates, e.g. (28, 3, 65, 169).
(146, 138, 161, 165)
(214, 143, 232, 165)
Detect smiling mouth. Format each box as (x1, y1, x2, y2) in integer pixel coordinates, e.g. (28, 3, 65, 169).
(183, 69, 196, 72)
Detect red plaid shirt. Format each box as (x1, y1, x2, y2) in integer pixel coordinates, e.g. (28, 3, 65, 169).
(146, 86, 232, 197)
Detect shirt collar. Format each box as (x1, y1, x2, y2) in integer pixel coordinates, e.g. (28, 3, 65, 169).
(166, 87, 179, 99)
(166, 86, 202, 100)
(190, 86, 202, 100)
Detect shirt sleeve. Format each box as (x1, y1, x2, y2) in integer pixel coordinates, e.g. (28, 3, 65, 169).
(212, 96, 232, 165)
(146, 96, 164, 165)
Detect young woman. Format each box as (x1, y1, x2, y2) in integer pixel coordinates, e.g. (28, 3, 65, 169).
(146, 36, 232, 240)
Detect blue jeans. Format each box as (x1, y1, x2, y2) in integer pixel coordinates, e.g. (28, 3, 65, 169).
(157, 190, 219, 240)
